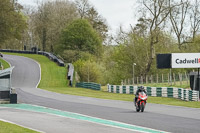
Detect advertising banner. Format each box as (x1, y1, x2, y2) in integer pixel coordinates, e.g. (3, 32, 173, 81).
(172, 53, 200, 68)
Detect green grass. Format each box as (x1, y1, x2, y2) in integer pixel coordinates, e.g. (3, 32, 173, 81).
(0, 58, 10, 69)
(0, 120, 39, 133)
(3, 52, 200, 108)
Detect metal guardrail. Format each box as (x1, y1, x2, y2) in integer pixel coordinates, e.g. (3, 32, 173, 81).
(107, 85, 199, 101)
(76, 82, 101, 90)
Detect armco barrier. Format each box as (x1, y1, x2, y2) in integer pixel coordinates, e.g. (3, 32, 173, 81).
(76, 82, 101, 90)
(0, 49, 65, 67)
(107, 85, 199, 101)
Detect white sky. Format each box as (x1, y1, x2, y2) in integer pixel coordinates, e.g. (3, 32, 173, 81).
(18, 0, 138, 35)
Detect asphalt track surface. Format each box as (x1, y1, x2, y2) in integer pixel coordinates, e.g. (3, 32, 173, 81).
(1, 54, 200, 133)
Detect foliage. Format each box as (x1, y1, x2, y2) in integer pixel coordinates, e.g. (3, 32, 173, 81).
(60, 19, 102, 56)
(31, 0, 78, 52)
(75, 0, 108, 41)
(0, 0, 27, 47)
(61, 50, 94, 63)
(73, 59, 103, 83)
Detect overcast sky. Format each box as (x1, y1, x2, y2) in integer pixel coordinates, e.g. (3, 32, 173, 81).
(18, 0, 138, 35)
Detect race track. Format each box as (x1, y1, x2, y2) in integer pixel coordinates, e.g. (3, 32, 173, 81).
(1, 54, 200, 133)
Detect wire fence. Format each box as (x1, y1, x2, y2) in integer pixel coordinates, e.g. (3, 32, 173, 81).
(122, 72, 190, 87)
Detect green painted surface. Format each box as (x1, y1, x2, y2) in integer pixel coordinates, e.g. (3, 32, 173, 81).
(116, 86, 120, 93)
(122, 86, 126, 94)
(156, 88, 162, 97)
(0, 104, 167, 133)
(129, 86, 134, 94)
(147, 87, 152, 96)
(167, 88, 173, 98)
(111, 85, 114, 93)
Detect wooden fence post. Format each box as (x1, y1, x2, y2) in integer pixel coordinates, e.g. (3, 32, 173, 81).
(141, 76, 143, 84)
(168, 73, 169, 85)
(156, 74, 158, 83)
(146, 75, 148, 84)
(173, 73, 176, 85)
(179, 73, 182, 86)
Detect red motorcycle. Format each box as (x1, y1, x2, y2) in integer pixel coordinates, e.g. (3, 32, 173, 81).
(135, 92, 148, 112)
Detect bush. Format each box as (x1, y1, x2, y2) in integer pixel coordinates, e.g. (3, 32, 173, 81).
(74, 59, 102, 84)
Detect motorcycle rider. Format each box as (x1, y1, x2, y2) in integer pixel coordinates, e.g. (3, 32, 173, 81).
(134, 86, 147, 106)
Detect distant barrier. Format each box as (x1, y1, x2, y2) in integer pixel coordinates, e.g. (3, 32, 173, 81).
(0, 49, 65, 67)
(76, 82, 101, 90)
(67, 63, 74, 86)
(107, 85, 199, 101)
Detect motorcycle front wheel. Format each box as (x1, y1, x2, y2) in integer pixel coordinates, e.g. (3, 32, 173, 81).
(141, 102, 145, 112)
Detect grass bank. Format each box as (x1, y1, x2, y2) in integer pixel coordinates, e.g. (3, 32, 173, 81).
(3, 53, 200, 108)
(0, 57, 10, 69)
(0, 120, 39, 133)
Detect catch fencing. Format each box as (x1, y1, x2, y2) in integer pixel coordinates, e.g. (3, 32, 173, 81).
(107, 85, 199, 101)
(122, 72, 189, 87)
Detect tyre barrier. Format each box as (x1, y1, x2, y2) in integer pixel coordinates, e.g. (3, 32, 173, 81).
(76, 82, 101, 90)
(107, 85, 199, 101)
(0, 49, 65, 67)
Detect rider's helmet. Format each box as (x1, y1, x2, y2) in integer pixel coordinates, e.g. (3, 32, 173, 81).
(139, 86, 145, 91)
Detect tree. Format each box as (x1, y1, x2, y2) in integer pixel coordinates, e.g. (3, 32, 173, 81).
(32, 0, 78, 52)
(75, 0, 108, 41)
(0, 0, 27, 46)
(190, 0, 200, 41)
(75, 0, 90, 19)
(139, 0, 171, 76)
(60, 19, 102, 56)
(169, 0, 190, 49)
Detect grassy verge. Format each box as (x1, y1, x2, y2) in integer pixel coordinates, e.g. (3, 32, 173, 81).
(3, 53, 200, 108)
(0, 120, 39, 133)
(0, 58, 10, 69)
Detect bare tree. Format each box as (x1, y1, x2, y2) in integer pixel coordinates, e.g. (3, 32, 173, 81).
(32, 0, 78, 52)
(75, 0, 108, 41)
(190, 0, 200, 41)
(141, 0, 171, 75)
(75, 0, 91, 19)
(169, 0, 190, 49)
